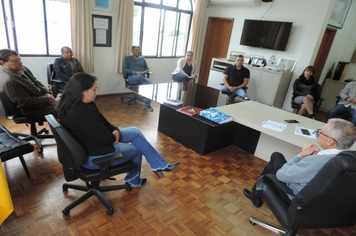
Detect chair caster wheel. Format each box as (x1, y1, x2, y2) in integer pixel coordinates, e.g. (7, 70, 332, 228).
(37, 149, 43, 154)
(121, 97, 124, 101)
(126, 186, 132, 192)
(44, 129, 49, 134)
(106, 209, 114, 216)
(127, 102, 131, 105)
(249, 219, 256, 225)
(63, 208, 70, 215)
(63, 186, 68, 191)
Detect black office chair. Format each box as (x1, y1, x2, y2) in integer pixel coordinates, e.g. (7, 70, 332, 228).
(47, 62, 63, 98)
(250, 151, 356, 236)
(291, 84, 324, 114)
(0, 92, 53, 154)
(0, 124, 34, 177)
(45, 114, 134, 216)
(120, 72, 148, 105)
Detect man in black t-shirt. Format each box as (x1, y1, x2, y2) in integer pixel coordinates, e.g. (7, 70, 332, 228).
(219, 55, 250, 104)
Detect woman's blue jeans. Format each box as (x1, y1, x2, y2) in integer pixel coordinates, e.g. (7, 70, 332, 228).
(82, 127, 169, 187)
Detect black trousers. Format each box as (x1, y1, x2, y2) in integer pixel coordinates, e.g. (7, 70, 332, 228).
(252, 152, 287, 199)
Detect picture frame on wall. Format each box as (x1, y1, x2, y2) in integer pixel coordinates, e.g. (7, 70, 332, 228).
(92, 15, 112, 47)
(91, 0, 113, 12)
(328, 0, 352, 29)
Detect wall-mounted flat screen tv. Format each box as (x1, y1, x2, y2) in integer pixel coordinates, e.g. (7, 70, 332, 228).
(240, 19, 293, 51)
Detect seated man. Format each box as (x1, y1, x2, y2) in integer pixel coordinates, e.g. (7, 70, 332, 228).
(243, 118, 356, 207)
(53, 46, 84, 91)
(219, 55, 250, 104)
(0, 49, 55, 116)
(327, 81, 356, 125)
(123, 46, 154, 112)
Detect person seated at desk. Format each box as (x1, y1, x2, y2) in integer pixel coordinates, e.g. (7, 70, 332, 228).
(53, 46, 84, 91)
(243, 118, 356, 207)
(219, 55, 250, 105)
(327, 80, 356, 126)
(172, 51, 197, 82)
(56, 72, 179, 187)
(292, 66, 318, 120)
(123, 46, 154, 112)
(0, 49, 55, 116)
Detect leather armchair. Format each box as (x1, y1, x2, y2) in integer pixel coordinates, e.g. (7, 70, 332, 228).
(45, 114, 134, 216)
(250, 151, 356, 236)
(0, 92, 53, 154)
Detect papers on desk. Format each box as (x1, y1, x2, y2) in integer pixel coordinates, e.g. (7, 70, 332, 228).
(163, 98, 183, 107)
(261, 120, 287, 132)
(294, 125, 317, 140)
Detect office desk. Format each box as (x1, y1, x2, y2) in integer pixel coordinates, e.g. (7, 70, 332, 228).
(216, 101, 356, 161)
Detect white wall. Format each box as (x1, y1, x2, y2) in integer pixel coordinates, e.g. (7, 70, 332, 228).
(19, 0, 356, 110)
(206, 0, 338, 111)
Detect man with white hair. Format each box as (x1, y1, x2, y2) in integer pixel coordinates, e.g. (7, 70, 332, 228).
(243, 118, 356, 207)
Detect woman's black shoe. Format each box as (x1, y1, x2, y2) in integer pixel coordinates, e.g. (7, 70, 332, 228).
(154, 162, 180, 178)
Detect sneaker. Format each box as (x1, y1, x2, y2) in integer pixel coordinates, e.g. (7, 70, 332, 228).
(145, 104, 154, 112)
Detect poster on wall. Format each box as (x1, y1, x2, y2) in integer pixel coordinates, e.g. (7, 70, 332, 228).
(328, 0, 352, 29)
(92, 0, 112, 12)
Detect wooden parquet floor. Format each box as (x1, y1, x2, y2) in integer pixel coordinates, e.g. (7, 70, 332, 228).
(0, 94, 355, 236)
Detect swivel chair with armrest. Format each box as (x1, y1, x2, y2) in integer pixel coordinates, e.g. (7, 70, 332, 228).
(121, 72, 151, 105)
(45, 114, 134, 216)
(0, 92, 53, 154)
(333, 95, 352, 120)
(47, 62, 63, 98)
(250, 151, 356, 236)
(0, 124, 34, 177)
(291, 83, 324, 114)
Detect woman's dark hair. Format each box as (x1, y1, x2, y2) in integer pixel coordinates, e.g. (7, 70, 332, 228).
(302, 66, 315, 75)
(56, 72, 97, 120)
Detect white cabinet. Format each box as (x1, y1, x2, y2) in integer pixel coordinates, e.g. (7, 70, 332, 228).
(207, 58, 293, 108)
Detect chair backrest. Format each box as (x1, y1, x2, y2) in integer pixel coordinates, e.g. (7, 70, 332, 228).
(289, 151, 356, 228)
(0, 92, 17, 117)
(47, 62, 55, 85)
(45, 114, 87, 169)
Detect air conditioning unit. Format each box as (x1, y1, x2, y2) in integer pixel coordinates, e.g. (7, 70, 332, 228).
(209, 0, 261, 7)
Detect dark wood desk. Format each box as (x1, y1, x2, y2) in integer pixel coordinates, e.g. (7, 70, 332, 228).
(126, 82, 239, 155)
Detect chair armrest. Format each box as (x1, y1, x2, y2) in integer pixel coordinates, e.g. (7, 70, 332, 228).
(336, 95, 342, 105)
(51, 79, 62, 84)
(92, 152, 123, 165)
(256, 174, 302, 202)
(92, 152, 124, 180)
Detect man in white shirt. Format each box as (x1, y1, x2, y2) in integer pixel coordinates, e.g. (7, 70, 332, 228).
(243, 118, 356, 207)
(327, 81, 356, 125)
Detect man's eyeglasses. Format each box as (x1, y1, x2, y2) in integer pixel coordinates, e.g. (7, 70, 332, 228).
(315, 129, 337, 144)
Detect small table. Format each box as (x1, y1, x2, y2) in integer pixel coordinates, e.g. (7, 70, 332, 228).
(126, 82, 237, 155)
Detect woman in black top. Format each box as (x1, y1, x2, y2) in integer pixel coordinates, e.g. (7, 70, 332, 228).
(56, 73, 179, 187)
(292, 66, 318, 119)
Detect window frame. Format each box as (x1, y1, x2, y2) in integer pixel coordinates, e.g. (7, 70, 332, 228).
(1, 0, 69, 57)
(134, 0, 193, 58)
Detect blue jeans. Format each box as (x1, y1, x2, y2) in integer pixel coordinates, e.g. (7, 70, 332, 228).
(82, 127, 169, 187)
(327, 104, 356, 125)
(128, 75, 153, 106)
(219, 85, 246, 97)
(172, 73, 190, 82)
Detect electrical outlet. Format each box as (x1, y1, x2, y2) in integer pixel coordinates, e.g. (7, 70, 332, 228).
(114, 80, 120, 86)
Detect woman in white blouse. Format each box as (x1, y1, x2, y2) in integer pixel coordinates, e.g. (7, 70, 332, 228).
(172, 51, 198, 82)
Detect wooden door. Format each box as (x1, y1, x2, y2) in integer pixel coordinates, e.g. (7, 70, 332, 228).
(198, 17, 234, 86)
(313, 28, 337, 82)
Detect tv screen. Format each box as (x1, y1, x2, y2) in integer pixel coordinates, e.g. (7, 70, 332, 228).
(240, 19, 293, 51)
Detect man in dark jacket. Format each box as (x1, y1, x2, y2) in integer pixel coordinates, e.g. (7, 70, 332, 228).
(0, 49, 55, 116)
